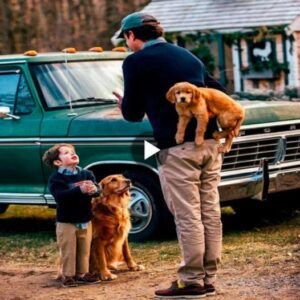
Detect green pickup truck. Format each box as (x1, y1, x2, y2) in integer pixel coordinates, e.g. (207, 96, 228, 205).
(1, 50, 300, 241)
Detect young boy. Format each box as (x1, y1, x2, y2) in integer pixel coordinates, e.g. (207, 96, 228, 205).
(43, 143, 100, 287)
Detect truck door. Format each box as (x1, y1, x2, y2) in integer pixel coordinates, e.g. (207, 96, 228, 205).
(0, 67, 45, 203)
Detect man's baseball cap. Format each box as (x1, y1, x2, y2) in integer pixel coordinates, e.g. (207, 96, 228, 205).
(117, 12, 159, 38)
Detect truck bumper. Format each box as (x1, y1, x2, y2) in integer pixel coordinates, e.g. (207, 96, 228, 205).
(219, 161, 300, 202)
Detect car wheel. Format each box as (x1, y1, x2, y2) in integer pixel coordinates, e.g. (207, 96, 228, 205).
(126, 170, 173, 242)
(0, 204, 9, 214)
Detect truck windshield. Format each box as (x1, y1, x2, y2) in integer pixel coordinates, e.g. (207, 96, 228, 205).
(31, 60, 124, 109)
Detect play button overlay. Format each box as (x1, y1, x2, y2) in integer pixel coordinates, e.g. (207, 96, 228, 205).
(144, 140, 160, 160)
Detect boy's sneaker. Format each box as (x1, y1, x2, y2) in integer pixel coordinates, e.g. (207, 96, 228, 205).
(62, 276, 78, 288)
(76, 273, 100, 285)
(205, 283, 216, 296)
(155, 280, 206, 298)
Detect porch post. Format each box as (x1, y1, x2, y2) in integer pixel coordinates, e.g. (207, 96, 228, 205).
(237, 39, 244, 92)
(232, 41, 241, 92)
(217, 33, 227, 86)
(282, 31, 289, 86)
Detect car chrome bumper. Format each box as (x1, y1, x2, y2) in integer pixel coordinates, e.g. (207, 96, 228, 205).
(219, 161, 300, 202)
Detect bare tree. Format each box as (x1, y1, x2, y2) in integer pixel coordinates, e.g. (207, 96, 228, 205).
(0, 0, 150, 54)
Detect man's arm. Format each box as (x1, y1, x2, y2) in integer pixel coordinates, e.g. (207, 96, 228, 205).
(120, 56, 145, 122)
(204, 71, 227, 93)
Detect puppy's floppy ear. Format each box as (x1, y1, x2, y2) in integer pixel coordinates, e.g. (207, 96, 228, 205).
(166, 86, 176, 103)
(191, 85, 202, 105)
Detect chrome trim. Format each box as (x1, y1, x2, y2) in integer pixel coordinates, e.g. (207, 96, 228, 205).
(0, 129, 299, 144)
(0, 130, 299, 144)
(40, 137, 154, 143)
(85, 160, 159, 175)
(219, 160, 265, 201)
(0, 60, 26, 65)
(0, 138, 40, 145)
(221, 160, 300, 177)
(0, 137, 155, 146)
(240, 119, 300, 130)
(233, 129, 300, 142)
(275, 137, 287, 163)
(268, 167, 300, 193)
(0, 69, 21, 74)
(0, 193, 46, 204)
(44, 194, 55, 206)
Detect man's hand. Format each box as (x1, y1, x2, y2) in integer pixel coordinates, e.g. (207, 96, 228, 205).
(112, 90, 123, 109)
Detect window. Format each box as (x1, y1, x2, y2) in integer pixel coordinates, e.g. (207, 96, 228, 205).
(31, 60, 124, 109)
(248, 39, 276, 67)
(0, 70, 35, 115)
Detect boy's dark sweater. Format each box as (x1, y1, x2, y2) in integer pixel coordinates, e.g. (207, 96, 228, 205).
(48, 169, 97, 223)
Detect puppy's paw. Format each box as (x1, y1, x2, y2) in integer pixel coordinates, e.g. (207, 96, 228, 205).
(223, 146, 231, 153)
(213, 131, 221, 140)
(195, 137, 204, 146)
(217, 144, 231, 153)
(129, 264, 145, 271)
(175, 134, 184, 144)
(100, 271, 117, 281)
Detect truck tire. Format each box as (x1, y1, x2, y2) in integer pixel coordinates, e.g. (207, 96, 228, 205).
(125, 170, 173, 242)
(0, 204, 9, 214)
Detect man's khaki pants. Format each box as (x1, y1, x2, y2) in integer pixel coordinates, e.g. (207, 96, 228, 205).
(56, 222, 92, 277)
(157, 140, 223, 285)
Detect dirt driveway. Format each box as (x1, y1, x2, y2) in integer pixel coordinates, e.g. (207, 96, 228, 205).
(0, 199, 299, 300)
(0, 248, 299, 300)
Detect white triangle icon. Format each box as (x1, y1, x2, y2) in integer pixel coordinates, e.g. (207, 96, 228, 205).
(144, 140, 160, 160)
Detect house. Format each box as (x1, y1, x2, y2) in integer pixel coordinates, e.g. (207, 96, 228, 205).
(138, 0, 300, 94)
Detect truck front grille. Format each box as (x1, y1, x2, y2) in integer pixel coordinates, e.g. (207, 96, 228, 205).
(222, 133, 300, 171)
(285, 136, 300, 161)
(222, 138, 279, 170)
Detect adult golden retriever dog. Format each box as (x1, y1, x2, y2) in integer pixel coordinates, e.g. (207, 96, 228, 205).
(90, 174, 144, 280)
(166, 82, 245, 152)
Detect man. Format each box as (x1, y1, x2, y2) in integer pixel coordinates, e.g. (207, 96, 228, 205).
(115, 11, 225, 298)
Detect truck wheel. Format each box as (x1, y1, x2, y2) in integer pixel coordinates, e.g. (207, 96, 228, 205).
(230, 199, 267, 221)
(0, 204, 9, 214)
(126, 170, 173, 242)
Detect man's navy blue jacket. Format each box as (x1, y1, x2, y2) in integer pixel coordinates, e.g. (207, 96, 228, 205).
(121, 42, 226, 149)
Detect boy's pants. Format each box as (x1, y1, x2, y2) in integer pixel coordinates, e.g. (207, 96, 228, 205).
(157, 140, 223, 285)
(56, 221, 92, 277)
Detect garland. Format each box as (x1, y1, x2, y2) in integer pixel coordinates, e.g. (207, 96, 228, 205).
(241, 61, 289, 74)
(167, 25, 290, 76)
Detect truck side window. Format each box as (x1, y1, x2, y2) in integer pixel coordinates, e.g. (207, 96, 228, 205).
(0, 72, 18, 112)
(0, 71, 35, 115)
(15, 73, 36, 114)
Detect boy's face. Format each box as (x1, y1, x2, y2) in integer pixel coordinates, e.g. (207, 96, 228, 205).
(54, 146, 79, 169)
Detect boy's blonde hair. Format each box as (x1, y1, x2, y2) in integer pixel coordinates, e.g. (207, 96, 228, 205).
(42, 143, 75, 168)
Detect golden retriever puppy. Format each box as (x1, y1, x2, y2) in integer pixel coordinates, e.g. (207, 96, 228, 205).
(90, 174, 144, 280)
(166, 82, 245, 152)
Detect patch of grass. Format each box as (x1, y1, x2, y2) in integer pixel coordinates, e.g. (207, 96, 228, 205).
(0, 234, 57, 264)
(0, 205, 57, 265)
(0, 205, 299, 269)
(0, 205, 56, 219)
(222, 215, 300, 266)
(131, 241, 180, 266)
